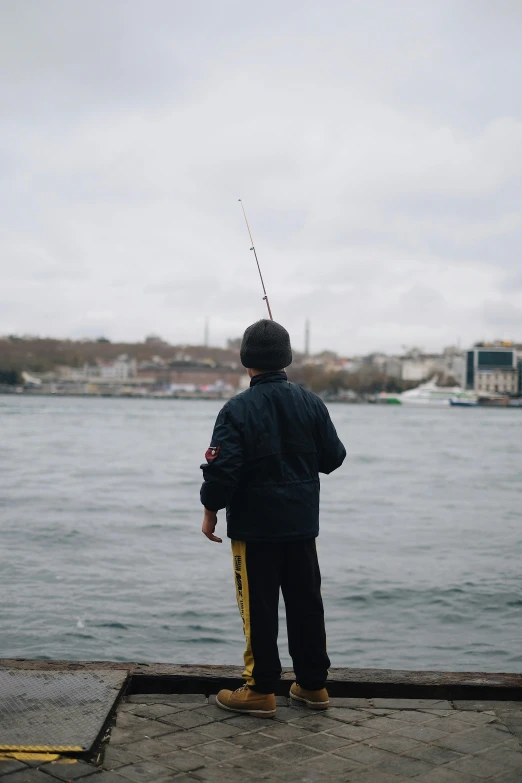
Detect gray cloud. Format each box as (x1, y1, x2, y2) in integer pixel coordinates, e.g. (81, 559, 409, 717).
(482, 300, 522, 329)
(0, 0, 521, 353)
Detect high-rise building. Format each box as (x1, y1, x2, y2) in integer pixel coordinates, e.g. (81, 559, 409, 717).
(465, 344, 520, 396)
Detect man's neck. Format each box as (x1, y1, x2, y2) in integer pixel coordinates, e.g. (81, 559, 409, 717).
(248, 368, 284, 379)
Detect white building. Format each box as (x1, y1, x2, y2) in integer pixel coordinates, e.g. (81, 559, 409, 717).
(100, 354, 137, 380)
(466, 343, 520, 396)
(400, 357, 437, 382)
(475, 368, 518, 396)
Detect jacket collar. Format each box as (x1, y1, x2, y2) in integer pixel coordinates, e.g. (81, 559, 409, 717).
(250, 371, 288, 387)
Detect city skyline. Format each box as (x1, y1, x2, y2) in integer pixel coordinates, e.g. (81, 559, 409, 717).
(2, 325, 521, 360)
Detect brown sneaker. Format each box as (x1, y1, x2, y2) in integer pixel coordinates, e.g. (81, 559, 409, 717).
(216, 683, 276, 718)
(290, 682, 329, 710)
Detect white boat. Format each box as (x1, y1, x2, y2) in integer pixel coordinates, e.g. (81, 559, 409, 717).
(399, 379, 477, 407)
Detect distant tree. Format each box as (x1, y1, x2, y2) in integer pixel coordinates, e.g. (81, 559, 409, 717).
(0, 368, 21, 385)
(145, 334, 166, 345)
(96, 336, 111, 343)
(227, 337, 242, 350)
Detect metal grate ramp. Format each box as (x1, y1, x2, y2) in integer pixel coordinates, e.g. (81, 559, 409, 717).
(0, 668, 128, 752)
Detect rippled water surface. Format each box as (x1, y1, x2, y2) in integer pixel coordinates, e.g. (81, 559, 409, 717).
(1, 395, 521, 671)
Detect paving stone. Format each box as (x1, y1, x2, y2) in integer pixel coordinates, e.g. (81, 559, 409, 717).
(0, 760, 27, 776)
(217, 715, 265, 731)
(190, 740, 245, 760)
(9, 773, 65, 783)
(10, 760, 51, 771)
(344, 769, 407, 783)
(122, 737, 181, 757)
(296, 752, 363, 775)
(169, 695, 209, 704)
(128, 694, 207, 706)
(273, 706, 305, 722)
(40, 761, 99, 780)
(103, 745, 143, 768)
(333, 743, 398, 765)
(260, 723, 315, 742)
(496, 705, 522, 716)
(158, 711, 215, 730)
(291, 715, 355, 733)
(116, 760, 178, 782)
(434, 724, 512, 753)
(374, 753, 435, 778)
(477, 743, 522, 769)
(101, 691, 518, 782)
(501, 716, 522, 739)
(109, 722, 177, 744)
(193, 764, 264, 782)
(165, 777, 200, 783)
(264, 742, 321, 762)
(156, 750, 207, 772)
(452, 700, 514, 711)
(492, 772, 522, 783)
(116, 713, 152, 729)
(131, 704, 183, 720)
(195, 722, 246, 739)
(365, 732, 422, 752)
(392, 723, 450, 742)
(386, 709, 437, 724)
(426, 716, 483, 734)
(228, 732, 281, 751)
(403, 744, 465, 765)
(443, 711, 496, 725)
(158, 730, 212, 748)
(273, 770, 339, 783)
(358, 715, 410, 733)
(324, 722, 381, 741)
(326, 707, 366, 724)
(189, 706, 235, 723)
(93, 773, 130, 783)
(414, 768, 483, 783)
(232, 752, 291, 774)
(296, 732, 352, 751)
(372, 698, 452, 710)
(445, 753, 508, 778)
(329, 698, 372, 709)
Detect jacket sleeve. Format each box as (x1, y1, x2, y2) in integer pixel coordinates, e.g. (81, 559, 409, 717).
(317, 400, 346, 475)
(200, 403, 244, 511)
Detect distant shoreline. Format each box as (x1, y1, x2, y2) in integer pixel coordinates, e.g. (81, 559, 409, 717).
(2, 390, 522, 407)
(0, 390, 229, 400)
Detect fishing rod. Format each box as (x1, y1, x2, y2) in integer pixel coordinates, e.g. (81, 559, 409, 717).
(238, 199, 273, 320)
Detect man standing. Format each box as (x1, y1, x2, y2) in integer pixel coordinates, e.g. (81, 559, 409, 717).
(200, 319, 346, 718)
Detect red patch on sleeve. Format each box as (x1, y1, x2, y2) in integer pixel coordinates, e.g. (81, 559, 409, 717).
(205, 445, 220, 462)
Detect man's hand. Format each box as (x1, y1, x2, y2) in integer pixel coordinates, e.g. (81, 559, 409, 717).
(202, 508, 222, 543)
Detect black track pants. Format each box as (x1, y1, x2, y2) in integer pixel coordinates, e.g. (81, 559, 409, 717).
(231, 538, 330, 694)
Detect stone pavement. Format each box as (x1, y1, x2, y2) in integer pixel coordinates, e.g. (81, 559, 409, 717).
(1, 692, 521, 782)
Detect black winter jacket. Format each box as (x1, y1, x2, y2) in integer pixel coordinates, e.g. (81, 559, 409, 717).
(200, 371, 346, 541)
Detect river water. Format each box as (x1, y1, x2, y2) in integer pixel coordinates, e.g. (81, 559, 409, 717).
(1, 395, 520, 672)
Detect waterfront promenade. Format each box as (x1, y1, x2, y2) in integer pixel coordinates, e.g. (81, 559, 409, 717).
(1, 663, 521, 782)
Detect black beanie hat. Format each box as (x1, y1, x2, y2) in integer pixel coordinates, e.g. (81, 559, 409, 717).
(240, 319, 293, 370)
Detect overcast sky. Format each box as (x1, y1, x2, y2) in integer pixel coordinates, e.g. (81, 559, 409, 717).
(1, 0, 521, 355)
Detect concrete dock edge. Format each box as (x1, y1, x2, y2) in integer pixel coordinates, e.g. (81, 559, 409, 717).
(2, 660, 521, 701)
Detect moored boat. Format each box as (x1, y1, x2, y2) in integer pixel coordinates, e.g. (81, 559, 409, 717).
(399, 379, 477, 407)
